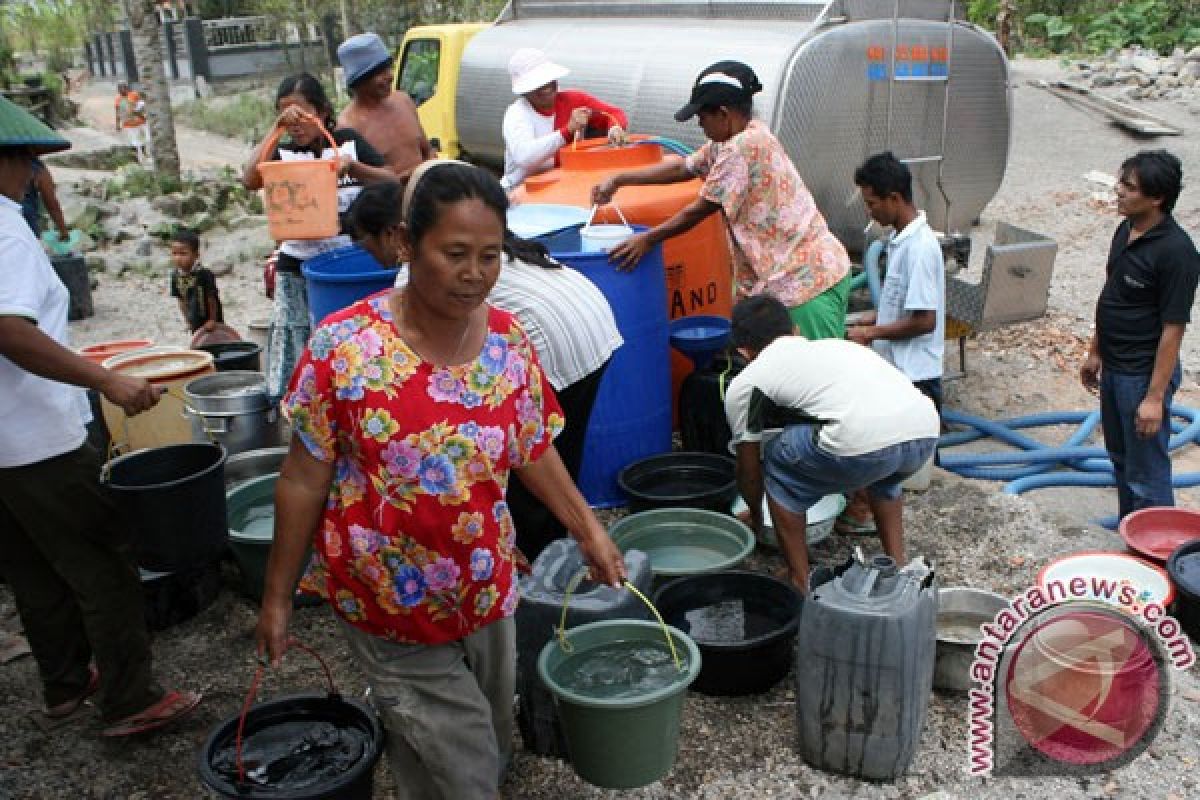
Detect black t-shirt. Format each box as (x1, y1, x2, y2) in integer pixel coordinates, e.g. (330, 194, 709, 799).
(270, 127, 385, 273)
(170, 266, 224, 332)
(1096, 215, 1200, 374)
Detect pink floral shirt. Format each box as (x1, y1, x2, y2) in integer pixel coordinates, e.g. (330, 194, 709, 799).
(686, 120, 850, 307)
(283, 293, 563, 645)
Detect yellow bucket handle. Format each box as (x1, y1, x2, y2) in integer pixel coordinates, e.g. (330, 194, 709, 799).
(555, 568, 684, 672)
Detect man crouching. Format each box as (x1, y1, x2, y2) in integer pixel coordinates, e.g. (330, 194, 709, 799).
(723, 295, 940, 592)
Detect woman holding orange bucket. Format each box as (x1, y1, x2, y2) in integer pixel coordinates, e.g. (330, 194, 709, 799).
(244, 73, 393, 402)
(592, 61, 851, 340)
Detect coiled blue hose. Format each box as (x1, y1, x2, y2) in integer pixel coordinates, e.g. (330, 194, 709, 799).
(939, 406, 1200, 496)
(639, 137, 695, 157)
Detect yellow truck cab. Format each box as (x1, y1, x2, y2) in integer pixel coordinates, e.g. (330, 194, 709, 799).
(393, 23, 486, 159)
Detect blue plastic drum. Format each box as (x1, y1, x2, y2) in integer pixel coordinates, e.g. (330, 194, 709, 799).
(546, 227, 672, 507)
(301, 245, 397, 328)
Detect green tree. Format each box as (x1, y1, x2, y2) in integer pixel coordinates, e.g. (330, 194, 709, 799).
(122, 0, 181, 180)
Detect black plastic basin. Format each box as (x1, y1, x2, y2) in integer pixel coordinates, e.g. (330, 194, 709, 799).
(617, 451, 737, 514)
(197, 341, 263, 372)
(653, 570, 803, 695)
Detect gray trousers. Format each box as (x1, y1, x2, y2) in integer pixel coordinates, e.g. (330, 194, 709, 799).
(340, 616, 515, 800)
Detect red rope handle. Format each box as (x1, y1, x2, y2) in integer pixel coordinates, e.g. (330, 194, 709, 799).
(234, 638, 339, 785)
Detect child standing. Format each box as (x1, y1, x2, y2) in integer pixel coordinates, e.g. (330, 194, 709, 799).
(167, 228, 224, 336)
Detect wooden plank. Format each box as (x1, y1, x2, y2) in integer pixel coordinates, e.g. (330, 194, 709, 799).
(1031, 79, 1183, 136)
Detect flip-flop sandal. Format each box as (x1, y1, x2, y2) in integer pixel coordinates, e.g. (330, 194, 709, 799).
(45, 665, 100, 719)
(101, 689, 202, 737)
(834, 513, 877, 535)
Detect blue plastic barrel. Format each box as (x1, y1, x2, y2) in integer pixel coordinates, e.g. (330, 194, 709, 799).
(546, 227, 671, 507)
(301, 244, 396, 328)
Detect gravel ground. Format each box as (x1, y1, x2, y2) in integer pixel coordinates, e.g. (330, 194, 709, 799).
(2, 60, 1200, 798)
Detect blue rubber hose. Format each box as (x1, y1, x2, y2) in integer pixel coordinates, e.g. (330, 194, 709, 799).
(640, 137, 694, 156)
(939, 406, 1200, 492)
(864, 239, 884, 309)
(939, 407, 1200, 482)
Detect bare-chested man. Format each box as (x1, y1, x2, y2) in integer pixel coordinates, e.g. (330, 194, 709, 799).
(336, 33, 434, 179)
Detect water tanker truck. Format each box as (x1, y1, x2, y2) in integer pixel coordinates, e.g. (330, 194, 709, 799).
(393, 0, 1010, 250)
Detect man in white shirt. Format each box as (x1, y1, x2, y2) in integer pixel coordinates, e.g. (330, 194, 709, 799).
(0, 98, 200, 736)
(841, 151, 945, 532)
(724, 295, 939, 592)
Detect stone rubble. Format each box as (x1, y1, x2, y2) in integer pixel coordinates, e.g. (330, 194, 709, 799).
(1072, 44, 1200, 113)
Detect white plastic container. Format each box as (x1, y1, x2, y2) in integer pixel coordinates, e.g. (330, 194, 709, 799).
(579, 223, 634, 253)
(244, 318, 270, 353)
(901, 454, 935, 491)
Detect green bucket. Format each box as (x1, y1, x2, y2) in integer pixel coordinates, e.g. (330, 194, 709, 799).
(225, 472, 318, 607)
(537, 619, 701, 789)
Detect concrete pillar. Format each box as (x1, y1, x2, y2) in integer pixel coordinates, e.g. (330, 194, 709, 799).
(164, 20, 180, 79)
(119, 29, 137, 83)
(104, 32, 117, 77)
(182, 17, 210, 80)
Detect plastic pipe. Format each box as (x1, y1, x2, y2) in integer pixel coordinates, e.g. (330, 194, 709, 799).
(863, 239, 884, 309)
(939, 405, 1200, 490)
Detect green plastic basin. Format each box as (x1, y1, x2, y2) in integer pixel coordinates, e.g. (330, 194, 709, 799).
(608, 508, 755, 579)
(226, 473, 278, 601)
(225, 472, 317, 608)
(537, 619, 700, 789)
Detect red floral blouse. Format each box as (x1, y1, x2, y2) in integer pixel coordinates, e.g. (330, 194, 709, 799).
(283, 292, 564, 645)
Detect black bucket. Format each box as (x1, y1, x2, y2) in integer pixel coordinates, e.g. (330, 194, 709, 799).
(653, 570, 803, 695)
(617, 452, 737, 514)
(197, 342, 263, 372)
(140, 561, 223, 631)
(51, 255, 94, 320)
(104, 443, 228, 572)
(1167, 539, 1200, 641)
(197, 644, 385, 799)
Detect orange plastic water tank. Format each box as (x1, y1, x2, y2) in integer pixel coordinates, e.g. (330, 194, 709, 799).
(511, 138, 733, 408)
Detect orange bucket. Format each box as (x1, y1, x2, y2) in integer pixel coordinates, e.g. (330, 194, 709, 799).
(256, 122, 341, 241)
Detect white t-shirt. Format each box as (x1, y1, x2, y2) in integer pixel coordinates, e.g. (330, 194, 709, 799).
(393, 253, 623, 390)
(724, 337, 939, 457)
(872, 211, 945, 381)
(0, 196, 90, 468)
(500, 97, 564, 191)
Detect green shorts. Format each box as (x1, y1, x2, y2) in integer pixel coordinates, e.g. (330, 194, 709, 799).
(788, 271, 851, 340)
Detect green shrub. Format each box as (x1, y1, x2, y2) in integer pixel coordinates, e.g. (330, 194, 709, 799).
(176, 93, 276, 144)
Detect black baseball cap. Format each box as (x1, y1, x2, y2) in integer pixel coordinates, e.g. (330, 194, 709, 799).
(674, 60, 763, 122)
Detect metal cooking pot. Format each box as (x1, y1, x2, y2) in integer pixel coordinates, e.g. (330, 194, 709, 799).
(183, 371, 283, 457)
(934, 587, 1009, 692)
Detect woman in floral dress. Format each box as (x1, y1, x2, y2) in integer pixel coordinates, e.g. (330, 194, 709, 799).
(254, 161, 626, 799)
(592, 60, 851, 340)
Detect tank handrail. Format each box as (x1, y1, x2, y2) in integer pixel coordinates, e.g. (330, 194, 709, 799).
(505, 0, 833, 22)
(503, 0, 962, 22)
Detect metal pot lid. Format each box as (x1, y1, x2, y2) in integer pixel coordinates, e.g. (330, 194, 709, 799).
(183, 370, 270, 412)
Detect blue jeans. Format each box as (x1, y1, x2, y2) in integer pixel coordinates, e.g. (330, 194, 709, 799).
(1099, 366, 1180, 520)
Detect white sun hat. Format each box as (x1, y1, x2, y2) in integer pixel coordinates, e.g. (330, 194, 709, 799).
(509, 48, 570, 95)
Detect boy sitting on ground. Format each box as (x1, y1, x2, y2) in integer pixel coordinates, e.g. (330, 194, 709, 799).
(167, 228, 224, 339)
